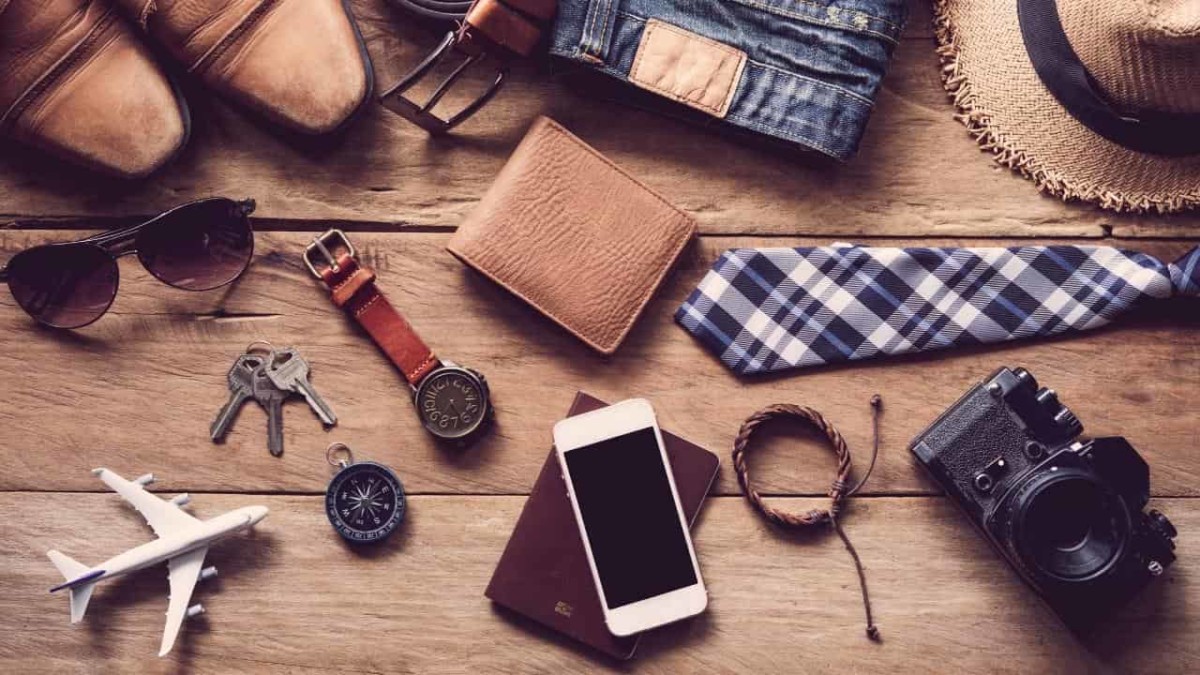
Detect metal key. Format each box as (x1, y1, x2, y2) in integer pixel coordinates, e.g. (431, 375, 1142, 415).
(251, 365, 289, 457)
(210, 354, 267, 441)
(265, 347, 337, 426)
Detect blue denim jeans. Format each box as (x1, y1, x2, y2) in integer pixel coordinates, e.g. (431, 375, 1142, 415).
(548, 0, 907, 160)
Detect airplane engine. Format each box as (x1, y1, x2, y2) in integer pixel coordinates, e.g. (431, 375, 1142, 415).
(134, 473, 155, 486)
(170, 494, 191, 507)
(186, 604, 205, 619)
(200, 566, 218, 582)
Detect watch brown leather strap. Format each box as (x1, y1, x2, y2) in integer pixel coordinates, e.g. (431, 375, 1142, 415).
(306, 231, 440, 386)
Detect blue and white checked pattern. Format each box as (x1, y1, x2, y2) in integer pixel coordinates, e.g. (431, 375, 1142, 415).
(677, 244, 1200, 375)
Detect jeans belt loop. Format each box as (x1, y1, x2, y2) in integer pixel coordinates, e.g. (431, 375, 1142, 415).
(578, 0, 616, 62)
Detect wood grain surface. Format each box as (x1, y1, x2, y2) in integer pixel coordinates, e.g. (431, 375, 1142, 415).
(0, 1, 1195, 237)
(0, 0, 1197, 671)
(2, 494, 1196, 674)
(0, 231, 1194, 498)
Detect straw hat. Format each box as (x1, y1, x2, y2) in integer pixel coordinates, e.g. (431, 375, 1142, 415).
(934, 0, 1200, 213)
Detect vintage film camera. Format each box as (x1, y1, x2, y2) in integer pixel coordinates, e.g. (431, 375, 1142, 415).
(910, 367, 1177, 630)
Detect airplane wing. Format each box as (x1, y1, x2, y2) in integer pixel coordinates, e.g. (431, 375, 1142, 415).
(160, 547, 207, 657)
(93, 468, 199, 538)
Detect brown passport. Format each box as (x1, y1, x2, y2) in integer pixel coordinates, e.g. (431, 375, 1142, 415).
(485, 392, 720, 659)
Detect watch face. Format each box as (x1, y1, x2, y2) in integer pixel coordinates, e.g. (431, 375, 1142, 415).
(415, 367, 489, 439)
(325, 462, 406, 544)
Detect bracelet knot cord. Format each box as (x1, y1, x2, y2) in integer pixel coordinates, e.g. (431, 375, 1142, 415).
(732, 395, 883, 641)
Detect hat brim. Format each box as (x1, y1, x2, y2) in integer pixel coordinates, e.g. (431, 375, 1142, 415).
(934, 0, 1200, 213)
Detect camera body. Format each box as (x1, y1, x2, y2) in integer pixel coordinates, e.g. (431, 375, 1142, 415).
(910, 367, 1177, 630)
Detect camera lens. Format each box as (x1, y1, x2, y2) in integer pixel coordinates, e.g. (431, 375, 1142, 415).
(1014, 473, 1130, 581)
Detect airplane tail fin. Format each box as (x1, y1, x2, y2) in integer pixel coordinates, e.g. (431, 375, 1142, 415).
(48, 550, 89, 579)
(47, 550, 97, 623)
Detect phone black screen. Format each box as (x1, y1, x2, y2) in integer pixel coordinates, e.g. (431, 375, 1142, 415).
(564, 427, 697, 609)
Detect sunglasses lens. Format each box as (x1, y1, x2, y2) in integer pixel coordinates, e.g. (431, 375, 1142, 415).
(7, 244, 118, 328)
(138, 199, 254, 291)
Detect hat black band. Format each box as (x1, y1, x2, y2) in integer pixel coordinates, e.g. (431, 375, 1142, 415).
(1018, 0, 1200, 157)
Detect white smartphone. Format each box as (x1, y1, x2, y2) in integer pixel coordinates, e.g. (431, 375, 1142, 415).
(553, 398, 708, 636)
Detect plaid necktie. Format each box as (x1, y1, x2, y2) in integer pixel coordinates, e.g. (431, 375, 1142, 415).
(677, 244, 1200, 375)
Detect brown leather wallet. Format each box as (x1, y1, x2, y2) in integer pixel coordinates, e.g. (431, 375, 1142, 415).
(448, 117, 697, 355)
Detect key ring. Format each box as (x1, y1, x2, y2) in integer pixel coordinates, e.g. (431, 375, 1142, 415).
(326, 442, 355, 469)
(245, 340, 275, 356)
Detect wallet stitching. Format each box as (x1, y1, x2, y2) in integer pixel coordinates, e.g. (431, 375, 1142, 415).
(448, 118, 697, 354)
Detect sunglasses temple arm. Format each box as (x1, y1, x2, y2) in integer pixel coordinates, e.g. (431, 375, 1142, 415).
(0, 265, 8, 283)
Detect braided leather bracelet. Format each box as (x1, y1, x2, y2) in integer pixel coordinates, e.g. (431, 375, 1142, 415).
(732, 396, 883, 641)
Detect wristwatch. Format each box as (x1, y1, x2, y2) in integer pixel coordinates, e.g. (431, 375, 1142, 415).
(304, 229, 492, 444)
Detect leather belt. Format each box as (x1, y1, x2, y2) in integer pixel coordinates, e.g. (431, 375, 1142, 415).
(386, 0, 473, 23)
(381, 0, 556, 133)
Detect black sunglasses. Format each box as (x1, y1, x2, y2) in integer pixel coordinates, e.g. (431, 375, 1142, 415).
(0, 198, 256, 329)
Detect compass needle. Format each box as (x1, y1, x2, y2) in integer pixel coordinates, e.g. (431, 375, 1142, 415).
(325, 444, 407, 544)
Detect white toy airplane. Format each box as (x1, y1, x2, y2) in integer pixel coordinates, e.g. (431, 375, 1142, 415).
(47, 468, 268, 656)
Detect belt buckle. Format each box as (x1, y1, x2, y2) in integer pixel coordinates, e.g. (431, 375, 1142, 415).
(304, 229, 356, 278)
(380, 31, 507, 134)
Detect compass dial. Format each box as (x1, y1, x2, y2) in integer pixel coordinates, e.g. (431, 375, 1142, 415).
(325, 462, 406, 544)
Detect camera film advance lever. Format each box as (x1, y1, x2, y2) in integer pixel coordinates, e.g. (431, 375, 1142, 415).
(909, 366, 1177, 631)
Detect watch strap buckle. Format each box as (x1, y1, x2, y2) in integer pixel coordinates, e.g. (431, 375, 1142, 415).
(304, 229, 356, 278)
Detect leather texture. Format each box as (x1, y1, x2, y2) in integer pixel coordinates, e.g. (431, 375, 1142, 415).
(629, 19, 746, 118)
(318, 251, 441, 386)
(0, 0, 189, 178)
(915, 384, 1031, 513)
(485, 392, 719, 660)
(462, 0, 557, 57)
(116, 0, 373, 134)
(448, 116, 696, 355)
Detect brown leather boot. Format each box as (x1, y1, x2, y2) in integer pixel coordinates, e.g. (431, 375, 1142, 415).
(116, 0, 374, 135)
(0, 0, 190, 178)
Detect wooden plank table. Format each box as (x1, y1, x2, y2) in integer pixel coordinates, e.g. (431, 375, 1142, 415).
(0, 1, 1196, 672)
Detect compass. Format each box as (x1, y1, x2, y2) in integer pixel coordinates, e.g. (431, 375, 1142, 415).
(324, 443, 406, 544)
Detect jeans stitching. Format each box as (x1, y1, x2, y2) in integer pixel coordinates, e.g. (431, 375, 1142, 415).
(583, 0, 613, 57)
(750, 58, 875, 105)
(598, 0, 615, 58)
(615, 11, 876, 105)
(724, 111, 844, 157)
(722, 0, 902, 44)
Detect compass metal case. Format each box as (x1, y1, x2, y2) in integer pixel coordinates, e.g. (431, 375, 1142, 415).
(325, 459, 407, 544)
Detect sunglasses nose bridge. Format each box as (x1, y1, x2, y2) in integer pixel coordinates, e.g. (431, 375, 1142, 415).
(99, 228, 141, 258)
